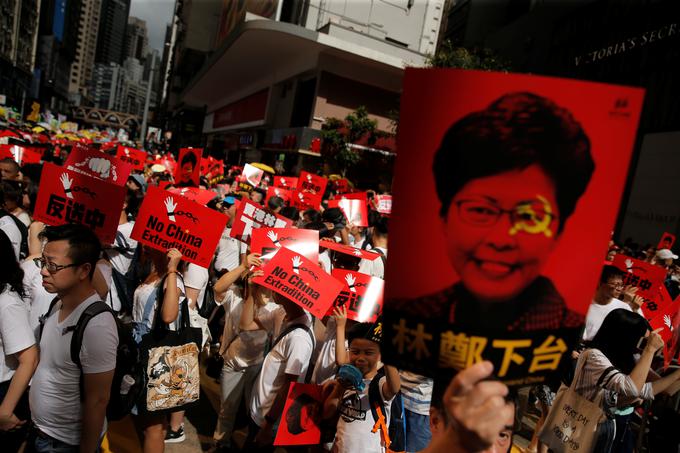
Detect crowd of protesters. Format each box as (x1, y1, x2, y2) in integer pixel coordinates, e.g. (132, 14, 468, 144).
(1, 121, 680, 453)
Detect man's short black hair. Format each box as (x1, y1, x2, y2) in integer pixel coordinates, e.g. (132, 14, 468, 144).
(599, 264, 624, 286)
(322, 207, 346, 230)
(303, 209, 321, 223)
(373, 215, 388, 236)
(38, 224, 102, 279)
(279, 206, 299, 222)
(267, 196, 285, 211)
(0, 157, 20, 173)
(433, 92, 594, 233)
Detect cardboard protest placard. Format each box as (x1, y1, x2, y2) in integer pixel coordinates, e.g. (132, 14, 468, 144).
(0, 144, 43, 164)
(251, 228, 319, 265)
(319, 240, 382, 261)
(253, 247, 343, 319)
(273, 383, 323, 446)
(273, 176, 297, 190)
(169, 187, 217, 206)
(376, 195, 392, 215)
(115, 146, 147, 171)
(328, 198, 368, 227)
(265, 186, 293, 205)
(382, 69, 645, 386)
(658, 232, 676, 251)
(332, 178, 351, 194)
(131, 186, 227, 267)
(175, 147, 202, 187)
(65, 147, 132, 186)
(33, 163, 125, 244)
(326, 269, 384, 323)
(242, 163, 264, 187)
(294, 171, 327, 210)
(612, 254, 667, 301)
(229, 199, 292, 243)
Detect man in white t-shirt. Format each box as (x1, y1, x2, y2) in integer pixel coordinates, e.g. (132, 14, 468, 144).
(583, 265, 633, 341)
(244, 290, 314, 448)
(29, 224, 118, 452)
(214, 198, 246, 274)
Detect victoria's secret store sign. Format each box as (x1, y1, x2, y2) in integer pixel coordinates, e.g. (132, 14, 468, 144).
(575, 23, 677, 66)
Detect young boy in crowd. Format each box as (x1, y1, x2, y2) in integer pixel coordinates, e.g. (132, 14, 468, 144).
(323, 321, 400, 453)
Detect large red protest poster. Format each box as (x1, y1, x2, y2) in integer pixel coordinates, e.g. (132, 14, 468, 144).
(115, 146, 148, 171)
(251, 228, 319, 265)
(0, 144, 43, 164)
(328, 198, 368, 227)
(169, 187, 217, 206)
(326, 269, 384, 323)
(65, 147, 132, 186)
(230, 199, 292, 243)
(658, 232, 676, 250)
(265, 186, 292, 205)
(612, 254, 667, 300)
(273, 383, 322, 446)
(175, 147, 202, 187)
(131, 186, 227, 267)
(274, 176, 298, 190)
(253, 247, 343, 319)
(294, 171, 327, 210)
(382, 69, 645, 386)
(33, 163, 125, 244)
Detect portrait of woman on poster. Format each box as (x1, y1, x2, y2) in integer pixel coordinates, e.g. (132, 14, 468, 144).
(176, 150, 198, 188)
(394, 92, 595, 332)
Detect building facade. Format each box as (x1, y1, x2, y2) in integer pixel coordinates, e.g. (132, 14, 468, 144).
(95, 0, 130, 65)
(68, 0, 101, 105)
(124, 16, 149, 62)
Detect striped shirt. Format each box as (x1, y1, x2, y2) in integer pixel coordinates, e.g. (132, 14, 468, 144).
(399, 371, 433, 415)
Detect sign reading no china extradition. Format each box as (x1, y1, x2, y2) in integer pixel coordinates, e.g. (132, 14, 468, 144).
(131, 186, 227, 267)
(33, 163, 125, 244)
(253, 247, 343, 319)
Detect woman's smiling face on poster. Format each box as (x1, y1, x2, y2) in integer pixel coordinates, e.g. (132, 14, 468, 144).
(442, 164, 560, 303)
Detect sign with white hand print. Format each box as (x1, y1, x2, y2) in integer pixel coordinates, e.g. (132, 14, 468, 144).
(33, 163, 125, 244)
(250, 228, 319, 266)
(131, 186, 227, 267)
(253, 247, 343, 319)
(327, 268, 384, 323)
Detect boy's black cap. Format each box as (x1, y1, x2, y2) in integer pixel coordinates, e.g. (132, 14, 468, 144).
(347, 318, 383, 345)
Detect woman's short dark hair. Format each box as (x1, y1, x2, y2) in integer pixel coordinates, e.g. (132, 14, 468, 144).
(433, 92, 594, 233)
(285, 393, 317, 435)
(267, 196, 285, 211)
(303, 209, 321, 224)
(0, 229, 25, 297)
(38, 224, 102, 279)
(589, 309, 650, 374)
(181, 151, 197, 167)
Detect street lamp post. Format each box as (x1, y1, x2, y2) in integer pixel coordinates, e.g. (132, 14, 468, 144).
(140, 49, 158, 144)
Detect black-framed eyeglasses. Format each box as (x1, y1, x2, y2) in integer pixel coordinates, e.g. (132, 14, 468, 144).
(454, 199, 557, 230)
(34, 257, 83, 274)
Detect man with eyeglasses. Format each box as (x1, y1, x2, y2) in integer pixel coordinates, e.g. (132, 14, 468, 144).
(583, 265, 638, 341)
(28, 224, 118, 453)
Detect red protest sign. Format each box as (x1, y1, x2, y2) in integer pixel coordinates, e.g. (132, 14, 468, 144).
(327, 269, 384, 323)
(254, 247, 343, 319)
(251, 228, 319, 265)
(319, 240, 381, 261)
(0, 144, 43, 165)
(33, 163, 125, 244)
(115, 146, 148, 171)
(294, 171, 327, 210)
(273, 383, 322, 446)
(201, 157, 224, 179)
(169, 187, 217, 206)
(175, 147, 202, 187)
(65, 147, 132, 186)
(266, 186, 293, 205)
(612, 255, 667, 300)
(376, 195, 392, 215)
(274, 176, 298, 190)
(230, 199, 292, 243)
(131, 186, 227, 267)
(658, 232, 676, 251)
(242, 163, 264, 187)
(328, 198, 368, 227)
(332, 178, 351, 194)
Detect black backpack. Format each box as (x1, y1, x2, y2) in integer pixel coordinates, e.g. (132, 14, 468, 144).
(0, 209, 28, 260)
(40, 298, 143, 421)
(105, 235, 148, 314)
(368, 367, 406, 452)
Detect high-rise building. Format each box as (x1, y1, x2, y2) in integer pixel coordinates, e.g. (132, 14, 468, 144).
(69, 0, 102, 105)
(95, 0, 130, 65)
(124, 16, 149, 62)
(91, 62, 125, 110)
(0, 0, 41, 107)
(35, 0, 83, 111)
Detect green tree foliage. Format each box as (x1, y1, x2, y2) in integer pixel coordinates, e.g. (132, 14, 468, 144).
(426, 40, 512, 71)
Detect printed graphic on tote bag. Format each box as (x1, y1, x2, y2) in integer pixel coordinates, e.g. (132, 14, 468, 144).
(146, 344, 200, 411)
